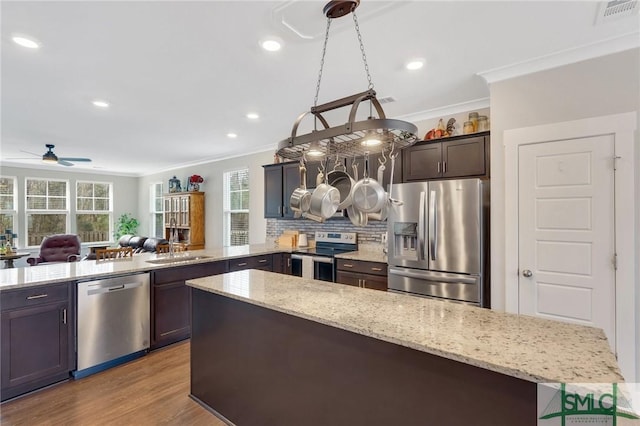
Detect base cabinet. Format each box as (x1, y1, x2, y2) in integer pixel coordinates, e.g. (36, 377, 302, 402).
(151, 261, 228, 349)
(1, 282, 74, 401)
(272, 253, 292, 275)
(228, 255, 273, 272)
(336, 259, 388, 291)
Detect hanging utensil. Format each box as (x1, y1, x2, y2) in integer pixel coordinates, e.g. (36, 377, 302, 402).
(290, 159, 312, 218)
(367, 159, 388, 221)
(326, 156, 354, 210)
(351, 152, 386, 214)
(308, 157, 340, 220)
(346, 159, 368, 226)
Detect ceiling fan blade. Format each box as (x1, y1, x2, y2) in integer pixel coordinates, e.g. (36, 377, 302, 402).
(5, 157, 40, 160)
(58, 157, 91, 162)
(19, 150, 41, 157)
(57, 159, 75, 167)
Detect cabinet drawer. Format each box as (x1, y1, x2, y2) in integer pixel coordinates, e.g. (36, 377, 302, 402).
(336, 259, 387, 276)
(336, 271, 388, 292)
(229, 255, 272, 272)
(1, 283, 70, 311)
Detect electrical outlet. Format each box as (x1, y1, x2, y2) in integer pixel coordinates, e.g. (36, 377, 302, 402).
(381, 232, 387, 245)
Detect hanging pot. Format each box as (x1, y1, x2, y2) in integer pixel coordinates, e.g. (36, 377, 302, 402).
(308, 160, 340, 220)
(367, 160, 388, 221)
(346, 161, 368, 226)
(351, 154, 386, 214)
(290, 162, 311, 217)
(326, 160, 354, 210)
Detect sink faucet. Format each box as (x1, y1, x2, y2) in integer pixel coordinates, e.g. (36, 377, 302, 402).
(169, 216, 178, 258)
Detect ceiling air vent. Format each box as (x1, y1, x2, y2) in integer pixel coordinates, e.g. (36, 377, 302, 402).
(378, 96, 396, 105)
(595, 0, 639, 24)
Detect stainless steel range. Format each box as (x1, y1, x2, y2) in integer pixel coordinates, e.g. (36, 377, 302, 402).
(291, 231, 357, 282)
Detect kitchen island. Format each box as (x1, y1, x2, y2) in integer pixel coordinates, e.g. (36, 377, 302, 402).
(187, 270, 623, 426)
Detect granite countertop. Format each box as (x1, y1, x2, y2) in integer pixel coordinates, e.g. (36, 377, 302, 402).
(0, 244, 286, 290)
(187, 269, 623, 384)
(335, 244, 387, 263)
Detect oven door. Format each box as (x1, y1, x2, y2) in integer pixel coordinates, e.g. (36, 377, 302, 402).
(291, 254, 335, 282)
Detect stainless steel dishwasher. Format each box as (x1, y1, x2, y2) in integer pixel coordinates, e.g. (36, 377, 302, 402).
(75, 272, 150, 378)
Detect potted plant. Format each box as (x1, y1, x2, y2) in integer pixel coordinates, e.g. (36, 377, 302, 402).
(113, 213, 139, 240)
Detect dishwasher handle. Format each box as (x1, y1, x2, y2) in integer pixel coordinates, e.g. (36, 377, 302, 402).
(87, 281, 143, 296)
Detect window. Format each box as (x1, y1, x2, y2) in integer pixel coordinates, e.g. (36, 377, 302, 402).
(0, 176, 17, 240)
(150, 182, 164, 238)
(223, 168, 249, 246)
(76, 181, 112, 243)
(26, 178, 68, 246)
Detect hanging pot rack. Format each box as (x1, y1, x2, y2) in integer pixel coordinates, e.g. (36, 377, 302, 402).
(276, 0, 418, 161)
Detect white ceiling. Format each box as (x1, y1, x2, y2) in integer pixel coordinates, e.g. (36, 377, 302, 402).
(1, 1, 638, 176)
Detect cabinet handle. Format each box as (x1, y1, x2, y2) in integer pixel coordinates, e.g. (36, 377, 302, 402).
(343, 264, 354, 268)
(443, 162, 447, 173)
(62, 308, 67, 324)
(278, 206, 282, 214)
(258, 259, 267, 263)
(437, 162, 441, 173)
(237, 262, 247, 267)
(287, 258, 291, 267)
(371, 267, 382, 272)
(27, 293, 48, 300)
(362, 280, 366, 288)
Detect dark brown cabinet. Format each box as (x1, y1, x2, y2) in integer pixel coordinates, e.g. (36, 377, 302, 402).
(272, 252, 292, 275)
(228, 254, 273, 272)
(264, 162, 300, 218)
(1, 282, 74, 401)
(336, 259, 388, 291)
(151, 261, 228, 349)
(402, 133, 489, 182)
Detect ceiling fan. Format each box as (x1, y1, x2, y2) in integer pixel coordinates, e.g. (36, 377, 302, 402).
(9, 144, 92, 167)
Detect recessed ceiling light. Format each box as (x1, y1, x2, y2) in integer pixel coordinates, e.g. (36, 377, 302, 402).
(260, 38, 282, 52)
(405, 59, 425, 71)
(92, 100, 110, 108)
(246, 113, 259, 120)
(227, 133, 238, 138)
(12, 35, 40, 49)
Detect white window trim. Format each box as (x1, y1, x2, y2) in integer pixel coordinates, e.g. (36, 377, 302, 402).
(0, 176, 18, 246)
(25, 177, 70, 248)
(150, 182, 164, 238)
(76, 180, 113, 244)
(223, 168, 250, 247)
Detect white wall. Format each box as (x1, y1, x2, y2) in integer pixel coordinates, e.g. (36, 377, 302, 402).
(0, 165, 139, 266)
(137, 150, 273, 249)
(489, 49, 640, 378)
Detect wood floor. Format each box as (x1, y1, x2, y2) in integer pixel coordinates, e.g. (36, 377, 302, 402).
(0, 341, 225, 425)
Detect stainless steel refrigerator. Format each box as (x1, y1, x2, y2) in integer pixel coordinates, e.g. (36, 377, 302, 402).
(386, 179, 488, 306)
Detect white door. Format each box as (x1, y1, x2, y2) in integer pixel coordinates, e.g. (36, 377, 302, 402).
(518, 135, 616, 349)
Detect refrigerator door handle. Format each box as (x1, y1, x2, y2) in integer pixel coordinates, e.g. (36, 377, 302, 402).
(417, 191, 426, 261)
(429, 189, 437, 261)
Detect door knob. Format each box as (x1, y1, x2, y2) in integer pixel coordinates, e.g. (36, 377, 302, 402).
(522, 269, 533, 278)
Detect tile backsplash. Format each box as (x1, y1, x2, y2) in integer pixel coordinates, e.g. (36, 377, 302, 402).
(266, 217, 387, 245)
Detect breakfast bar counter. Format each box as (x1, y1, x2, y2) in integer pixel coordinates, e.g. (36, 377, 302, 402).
(186, 270, 622, 426)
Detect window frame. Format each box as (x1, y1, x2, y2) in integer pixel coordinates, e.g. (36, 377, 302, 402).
(223, 168, 250, 247)
(25, 177, 70, 248)
(150, 182, 164, 238)
(75, 180, 113, 244)
(0, 176, 18, 245)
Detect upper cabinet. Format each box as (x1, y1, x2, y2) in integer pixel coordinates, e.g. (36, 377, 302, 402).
(264, 162, 300, 219)
(402, 132, 490, 182)
(163, 191, 205, 250)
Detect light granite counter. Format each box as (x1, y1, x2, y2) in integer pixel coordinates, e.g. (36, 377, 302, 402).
(187, 269, 623, 384)
(334, 243, 387, 263)
(0, 244, 285, 290)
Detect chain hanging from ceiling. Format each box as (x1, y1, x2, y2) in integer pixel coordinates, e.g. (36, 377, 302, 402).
(276, 0, 418, 161)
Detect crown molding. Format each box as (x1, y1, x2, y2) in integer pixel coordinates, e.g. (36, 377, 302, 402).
(477, 31, 640, 84)
(399, 98, 490, 123)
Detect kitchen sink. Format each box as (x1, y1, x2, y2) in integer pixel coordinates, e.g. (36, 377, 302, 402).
(146, 255, 213, 264)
